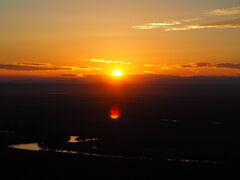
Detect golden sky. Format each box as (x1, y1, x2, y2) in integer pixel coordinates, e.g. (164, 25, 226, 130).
(0, 0, 240, 78)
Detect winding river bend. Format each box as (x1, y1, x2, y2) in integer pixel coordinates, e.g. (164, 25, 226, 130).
(8, 136, 217, 165)
(8, 136, 152, 161)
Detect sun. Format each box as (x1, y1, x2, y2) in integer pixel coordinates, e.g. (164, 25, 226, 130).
(113, 70, 122, 76)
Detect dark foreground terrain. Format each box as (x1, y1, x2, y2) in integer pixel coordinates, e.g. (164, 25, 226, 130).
(0, 77, 239, 178)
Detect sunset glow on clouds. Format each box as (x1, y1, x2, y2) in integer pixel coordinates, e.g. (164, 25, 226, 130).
(0, 0, 240, 78)
(1, 60, 239, 78)
(208, 6, 240, 16)
(132, 6, 240, 31)
(81, 59, 132, 65)
(165, 18, 240, 31)
(132, 21, 181, 30)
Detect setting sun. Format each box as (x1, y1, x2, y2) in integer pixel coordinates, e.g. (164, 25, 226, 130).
(113, 70, 122, 76)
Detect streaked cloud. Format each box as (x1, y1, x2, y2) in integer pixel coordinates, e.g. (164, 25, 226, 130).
(145, 64, 174, 70)
(132, 7, 240, 32)
(208, 6, 240, 16)
(147, 62, 240, 74)
(132, 18, 201, 30)
(216, 63, 240, 69)
(0, 62, 101, 72)
(62, 73, 83, 77)
(165, 18, 240, 31)
(181, 18, 201, 22)
(180, 62, 240, 69)
(71, 66, 102, 71)
(165, 25, 203, 31)
(81, 59, 132, 65)
(132, 21, 181, 30)
(18, 62, 50, 66)
(0, 63, 72, 71)
(143, 71, 155, 74)
(158, 65, 173, 70)
(202, 18, 240, 27)
(144, 64, 154, 67)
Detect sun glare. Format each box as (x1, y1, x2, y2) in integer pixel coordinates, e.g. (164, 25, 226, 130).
(113, 70, 122, 76)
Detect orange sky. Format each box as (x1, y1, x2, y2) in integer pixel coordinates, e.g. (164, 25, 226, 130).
(0, 0, 240, 78)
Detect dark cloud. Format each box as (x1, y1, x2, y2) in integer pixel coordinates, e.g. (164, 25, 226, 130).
(208, 6, 240, 16)
(62, 73, 82, 77)
(216, 63, 240, 69)
(195, 62, 212, 67)
(0, 64, 72, 71)
(201, 18, 240, 27)
(181, 64, 195, 68)
(19, 62, 49, 66)
(181, 62, 240, 69)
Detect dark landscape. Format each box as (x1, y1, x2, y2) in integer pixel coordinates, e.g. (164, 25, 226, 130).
(0, 77, 238, 178)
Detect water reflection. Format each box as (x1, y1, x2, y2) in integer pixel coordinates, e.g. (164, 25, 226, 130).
(9, 141, 152, 161)
(68, 136, 98, 143)
(167, 158, 217, 164)
(8, 135, 217, 165)
(9, 143, 79, 154)
(10, 143, 42, 151)
(68, 136, 79, 143)
(9, 142, 217, 164)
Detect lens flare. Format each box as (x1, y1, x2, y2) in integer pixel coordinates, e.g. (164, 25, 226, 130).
(109, 105, 121, 120)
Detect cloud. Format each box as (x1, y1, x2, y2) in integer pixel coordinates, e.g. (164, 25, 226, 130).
(179, 62, 240, 69)
(71, 66, 102, 71)
(144, 64, 154, 67)
(143, 71, 155, 74)
(152, 62, 240, 73)
(0, 61, 104, 72)
(0, 64, 72, 71)
(181, 18, 201, 22)
(81, 59, 132, 65)
(132, 21, 181, 30)
(208, 6, 240, 16)
(132, 18, 201, 30)
(158, 65, 173, 70)
(216, 63, 240, 69)
(132, 10, 240, 32)
(18, 62, 50, 66)
(144, 64, 173, 70)
(195, 62, 212, 67)
(61, 73, 83, 77)
(165, 18, 240, 31)
(202, 17, 240, 27)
